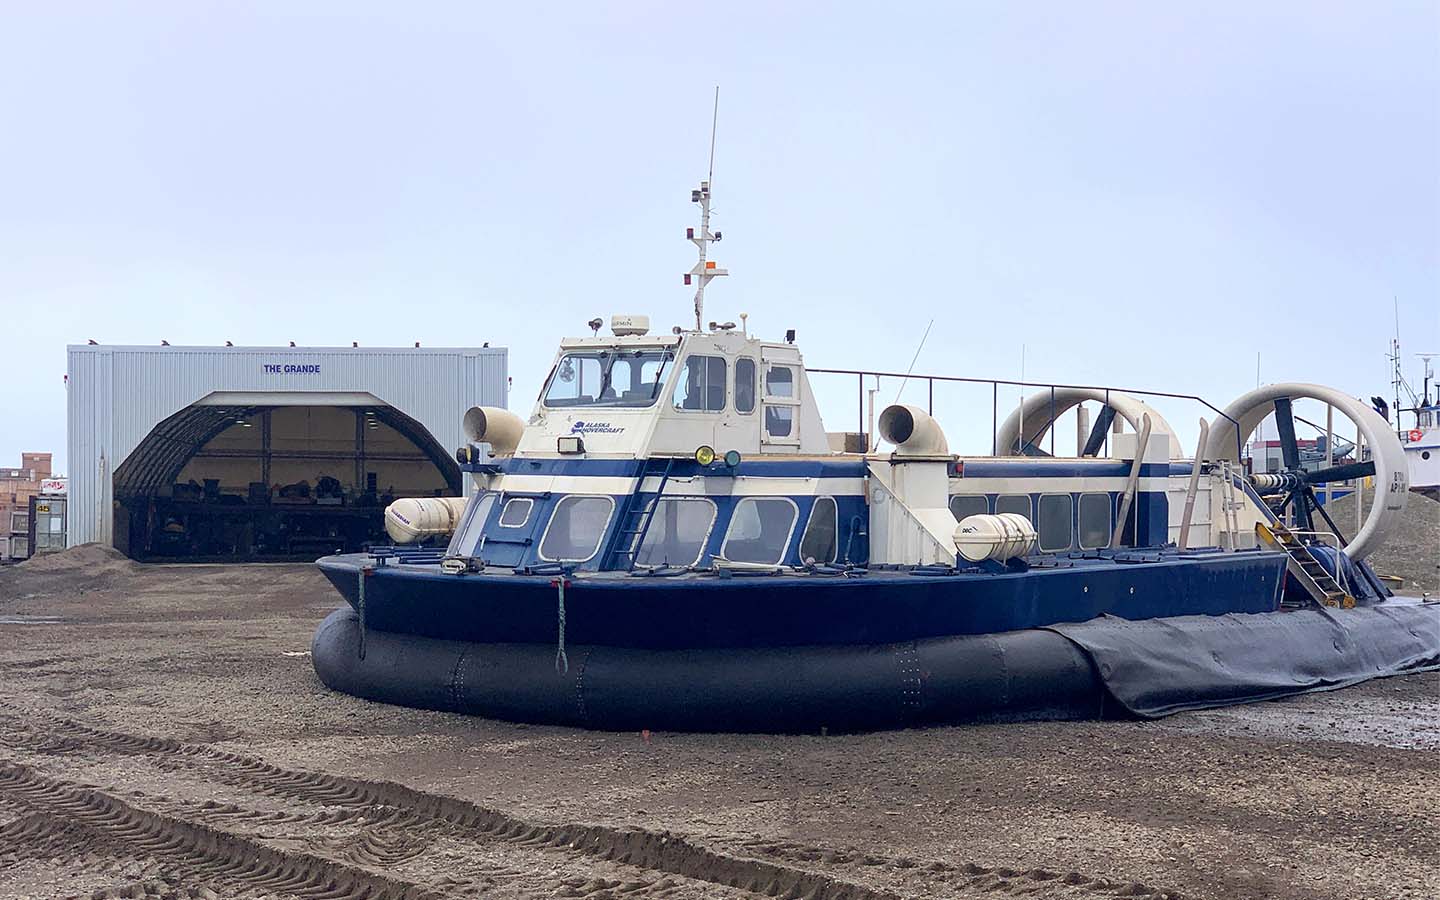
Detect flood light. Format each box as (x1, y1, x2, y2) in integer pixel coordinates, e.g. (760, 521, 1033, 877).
(694, 445, 716, 466)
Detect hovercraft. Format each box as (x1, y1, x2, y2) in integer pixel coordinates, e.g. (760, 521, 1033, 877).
(312, 178, 1439, 733)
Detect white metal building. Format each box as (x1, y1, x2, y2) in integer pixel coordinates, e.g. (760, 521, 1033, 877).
(66, 344, 506, 560)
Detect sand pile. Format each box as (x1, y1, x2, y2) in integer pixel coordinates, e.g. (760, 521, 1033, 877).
(0, 542, 142, 600)
(1324, 490, 1440, 594)
(13, 542, 137, 573)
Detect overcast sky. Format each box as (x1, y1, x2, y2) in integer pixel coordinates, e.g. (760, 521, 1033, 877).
(1, 2, 1436, 472)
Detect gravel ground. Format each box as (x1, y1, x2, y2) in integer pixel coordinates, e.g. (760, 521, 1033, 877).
(1323, 490, 1440, 595)
(0, 545, 1436, 900)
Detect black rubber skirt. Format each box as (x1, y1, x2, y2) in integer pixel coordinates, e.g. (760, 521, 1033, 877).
(311, 602, 1440, 733)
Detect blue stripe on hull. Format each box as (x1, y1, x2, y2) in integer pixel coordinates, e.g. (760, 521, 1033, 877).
(318, 552, 1287, 650)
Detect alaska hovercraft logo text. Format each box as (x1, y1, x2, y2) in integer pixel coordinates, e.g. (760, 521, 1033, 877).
(570, 421, 624, 435)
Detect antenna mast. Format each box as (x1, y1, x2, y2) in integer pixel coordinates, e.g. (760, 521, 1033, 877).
(685, 87, 727, 331)
(1390, 297, 1403, 438)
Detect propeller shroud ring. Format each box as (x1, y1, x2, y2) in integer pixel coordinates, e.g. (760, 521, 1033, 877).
(1204, 383, 1409, 561)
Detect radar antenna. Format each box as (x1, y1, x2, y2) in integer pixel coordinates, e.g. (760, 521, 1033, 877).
(685, 87, 727, 331)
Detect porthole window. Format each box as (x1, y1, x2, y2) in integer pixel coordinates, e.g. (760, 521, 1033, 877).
(735, 358, 757, 414)
(1424, 451, 1432, 460)
(995, 494, 1032, 521)
(635, 498, 716, 568)
(948, 494, 988, 521)
(798, 497, 838, 564)
(722, 497, 799, 565)
(498, 497, 533, 528)
(1078, 492, 1111, 549)
(1037, 494, 1073, 552)
(539, 495, 615, 562)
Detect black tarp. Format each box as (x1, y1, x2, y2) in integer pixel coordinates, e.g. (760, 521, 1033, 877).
(1047, 601, 1440, 718)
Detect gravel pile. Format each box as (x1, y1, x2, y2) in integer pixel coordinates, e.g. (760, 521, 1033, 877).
(1323, 490, 1440, 594)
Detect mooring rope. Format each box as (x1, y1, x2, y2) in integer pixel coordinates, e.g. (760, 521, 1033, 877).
(357, 569, 368, 661)
(553, 576, 569, 676)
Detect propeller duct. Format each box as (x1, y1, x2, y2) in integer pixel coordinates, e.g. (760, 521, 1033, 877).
(1204, 383, 1409, 561)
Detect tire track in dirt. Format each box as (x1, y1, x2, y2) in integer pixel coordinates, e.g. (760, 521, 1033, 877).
(1, 716, 901, 900)
(2, 714, 1186, 900)
(739, 838, 1185, 899)
(0, 811, 196, 899)
(0, 762, 452, 900)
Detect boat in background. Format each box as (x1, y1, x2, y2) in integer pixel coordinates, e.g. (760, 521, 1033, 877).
(1393, 353, 1439, 500)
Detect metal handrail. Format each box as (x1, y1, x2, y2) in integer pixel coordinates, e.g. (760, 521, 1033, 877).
(1287, 530, 1343, 550)
(809, 366, 1246, 461)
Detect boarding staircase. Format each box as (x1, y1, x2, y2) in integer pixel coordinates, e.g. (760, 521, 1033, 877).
(605, 457, 676, 571)
(1256, 521, 1355, 609)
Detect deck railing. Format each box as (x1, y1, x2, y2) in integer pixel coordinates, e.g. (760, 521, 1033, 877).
(806, 367, 1245, 461)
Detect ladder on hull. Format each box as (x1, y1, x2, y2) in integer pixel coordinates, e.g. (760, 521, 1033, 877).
(606, 458, 676, 571)
(1256, 521, 1355, 609)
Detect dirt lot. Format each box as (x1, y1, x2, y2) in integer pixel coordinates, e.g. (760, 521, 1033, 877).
(1326, 490, 1440, 595)
(0, 546, 1436, 900)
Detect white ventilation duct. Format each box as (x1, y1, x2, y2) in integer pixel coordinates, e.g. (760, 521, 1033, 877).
(462, 406, 525, 456)
(878, 404, 950, 456)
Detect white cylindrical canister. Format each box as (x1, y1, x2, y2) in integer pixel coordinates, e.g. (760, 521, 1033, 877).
(953, 512, 1038, 563)
(384, 497, 470, 544)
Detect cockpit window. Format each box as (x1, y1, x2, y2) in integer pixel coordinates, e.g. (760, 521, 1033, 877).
(735, 358, 756, 413)
(543, 349, 673, 408)
(673, 355, 727, 412)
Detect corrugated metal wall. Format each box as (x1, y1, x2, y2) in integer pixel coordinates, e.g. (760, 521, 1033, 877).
(66, 345, 507, 546)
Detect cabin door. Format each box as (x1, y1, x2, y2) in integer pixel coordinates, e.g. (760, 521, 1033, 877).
(760, 348, 802, 450)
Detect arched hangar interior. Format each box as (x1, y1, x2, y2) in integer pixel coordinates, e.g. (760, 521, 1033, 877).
(112, 401, 460, 561)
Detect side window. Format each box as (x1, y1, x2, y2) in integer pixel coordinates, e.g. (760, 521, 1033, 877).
(765, 406, 794, 438)
(1037, 494, 1073, 552)
(995, 494, 1032, 521)
(722, 497, 799, 565)
(673, 355, 727, 412)
(447, 492, 496, 557)
(498, 497, 533, 528)
(539, 496, 615, 562)
(1078, 492, 1112, 549)
(763, 365, 796, 438)
(765, 365, 794, 398)
(948, 494, 988, 521)
(635, 498, 716, 567)
(735, 358, 756, 414)
(798, 497, 838, 564)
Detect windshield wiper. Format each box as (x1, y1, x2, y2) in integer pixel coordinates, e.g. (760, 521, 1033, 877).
(647, 352, 674, 400)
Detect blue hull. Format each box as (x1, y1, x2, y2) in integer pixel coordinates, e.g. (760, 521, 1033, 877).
(317, 549, 1288, 650)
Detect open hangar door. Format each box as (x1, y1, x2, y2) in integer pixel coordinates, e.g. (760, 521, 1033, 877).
(112, 401, 461, 561)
